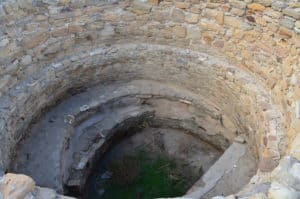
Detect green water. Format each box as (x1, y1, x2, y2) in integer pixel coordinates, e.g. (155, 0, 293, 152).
(84, 151, 197, 199)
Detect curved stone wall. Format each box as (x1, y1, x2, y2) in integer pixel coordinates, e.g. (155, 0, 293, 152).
(0, 0, 299, 198)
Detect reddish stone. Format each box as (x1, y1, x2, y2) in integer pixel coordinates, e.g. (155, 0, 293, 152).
(259, 157, 277, 172)
(213, 40, 224, 48)
(263, 136, 268, 146)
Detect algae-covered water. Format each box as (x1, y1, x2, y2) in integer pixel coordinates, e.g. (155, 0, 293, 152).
(84, 150, 199, 199)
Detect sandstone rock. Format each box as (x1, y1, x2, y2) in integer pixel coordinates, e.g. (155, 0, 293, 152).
(0, 173, 35, 199)
(175, 2, 190, 9)
(230, 8, 245, 16)
(278, 26, 293, 39)
(190, 5, 201, 14)
(68, 25, 83, 34)
(185, 13, 199, 24)
(148, 0, 160, 6)
(224, 16, 244, 28)
(173, 25, 187, 38)
(248, 3, 266, 11)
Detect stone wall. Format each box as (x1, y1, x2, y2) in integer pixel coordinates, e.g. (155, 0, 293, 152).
(0, 0, 299, 198)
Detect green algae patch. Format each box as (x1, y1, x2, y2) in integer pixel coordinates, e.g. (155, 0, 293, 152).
(85, 151, 199, 199)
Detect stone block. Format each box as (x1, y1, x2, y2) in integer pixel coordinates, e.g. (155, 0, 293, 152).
(175, 2, 190, 9)
(171, 8, 185, 23)
(173, 25, 187, 38)
(0, 173, 35, 199)
(23, 33, 49, 48)
(224, 16, 244, 28)
(185, 13, 199, 24)
(229, 0, 246, 9)
(131, 1, 152, 15)
(247, 3, 266, 11)
(280, 17, 296, 29)
(253, 0, 272, 7)
(283, 8, 300, 20)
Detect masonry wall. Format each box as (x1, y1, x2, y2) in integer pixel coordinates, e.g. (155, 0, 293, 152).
(0, 0, 299, 180)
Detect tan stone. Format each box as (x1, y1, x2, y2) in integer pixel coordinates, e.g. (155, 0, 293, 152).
(185, 13, 199, 24)
(51, 28, 69, 37)
(173, 25, 187, 38)
(282, 63, 293, 77)
(215, 11, 224, 25)
(36, 15, 48, 21)
(247, 3, 266, 11)
(0, 173, 35, 199)
(175, 2, 190, 9)
(148, 0, 160, 5)
(190, 5, 201, 14)
(224, 16, 244, 28)
(278, 26, 293, 39)
(68, 25, 83, 34)
(202, 31, 213, 44)
(23, 33, 49, 48)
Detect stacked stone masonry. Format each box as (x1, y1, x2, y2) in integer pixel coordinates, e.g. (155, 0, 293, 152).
(0, 0, 299, 198)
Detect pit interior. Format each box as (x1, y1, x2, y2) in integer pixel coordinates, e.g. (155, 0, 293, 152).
(3, 41, 283, 199)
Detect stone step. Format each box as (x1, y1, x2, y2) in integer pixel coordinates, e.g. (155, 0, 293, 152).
(186, 142, 247, 199)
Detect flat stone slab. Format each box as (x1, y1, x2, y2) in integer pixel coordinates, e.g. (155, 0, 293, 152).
(186, 142, 247, 199)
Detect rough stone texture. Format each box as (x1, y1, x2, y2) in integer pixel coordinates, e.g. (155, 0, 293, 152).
(0, 173, 74, 199)
(0, 173, 35, 199)
(0, 0, 299, 198)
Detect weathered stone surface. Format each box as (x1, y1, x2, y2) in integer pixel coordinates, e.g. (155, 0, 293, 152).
(0, 173, 35, 199)
(185, 13, 199, 24)
(268, 181, 300, 199)
(254, 0, 272, 7)
(283, 8, 300, 20)
(248, 3, 266, 11)
(280, 17, 295, 29)
(175, 2, 190, 9)
(131, 0, 152, 15)
(259, 157, 277, 172)
(0, 0, 299, 198)
(173, 25, 187, 38)
(23, 33, 49, 48)
(171, 8, 185, 23)
(224, 16, 245, 28)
